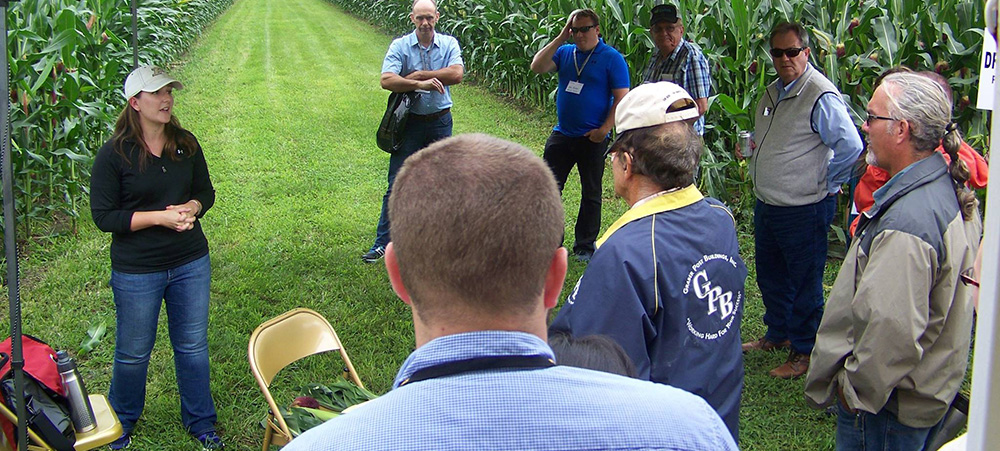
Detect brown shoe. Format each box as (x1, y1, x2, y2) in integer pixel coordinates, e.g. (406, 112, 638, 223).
(741, 337, 791, 352)
(769, 351, 810, 379)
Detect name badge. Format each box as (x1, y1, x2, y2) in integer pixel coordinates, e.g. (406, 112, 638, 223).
(763, 107, 771, 116)
(566, 81, 584, 95)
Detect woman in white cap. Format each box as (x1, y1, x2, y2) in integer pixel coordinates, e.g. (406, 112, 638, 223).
(90, 65, 223, 450)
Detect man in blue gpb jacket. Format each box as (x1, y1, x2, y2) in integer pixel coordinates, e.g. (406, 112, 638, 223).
(551, 82, 747, 441)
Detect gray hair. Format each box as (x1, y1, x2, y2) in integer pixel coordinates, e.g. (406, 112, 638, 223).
(880, 72, 950, 153)
(880, 72, 978, 220)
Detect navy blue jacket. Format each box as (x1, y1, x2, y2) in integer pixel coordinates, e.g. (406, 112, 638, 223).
(551, 186, 746, 440)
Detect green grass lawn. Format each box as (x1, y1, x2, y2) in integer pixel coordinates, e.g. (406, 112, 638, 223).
(1, 0, 843, 448)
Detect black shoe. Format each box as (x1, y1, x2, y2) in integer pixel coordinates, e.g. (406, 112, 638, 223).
(574, 251, 593, 262)
(361, 246, 386, 263)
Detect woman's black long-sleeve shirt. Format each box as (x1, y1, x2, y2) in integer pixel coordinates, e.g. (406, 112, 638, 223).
(90, 136, 215, 273)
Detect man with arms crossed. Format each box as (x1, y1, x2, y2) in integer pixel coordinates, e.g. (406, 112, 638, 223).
(362, 0, 463, 263)
(531, 9, 629, 262)
(287, 133, 737, 451)
(740, 22, 863, 379)
(551, 82, 746, 440)
(805, 72, 980, 450)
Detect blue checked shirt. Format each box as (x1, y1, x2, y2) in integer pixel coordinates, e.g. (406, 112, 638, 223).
(286, 330, 738, 450)
(642, 40, 711, 135)
(382, 31, 464, 115)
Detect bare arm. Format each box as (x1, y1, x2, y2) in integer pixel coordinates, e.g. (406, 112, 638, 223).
(531, 14, 575, 73)
(584, 87, 629, 143)
(130, 205, 197, 233)
(405, 64, 464, 86)
(694, 97, 708, 117)
(380, 72, 445, 94)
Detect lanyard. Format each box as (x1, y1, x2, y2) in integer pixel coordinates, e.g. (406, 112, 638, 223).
(573, 46, 595, 80)
(397, 354, 555, 387)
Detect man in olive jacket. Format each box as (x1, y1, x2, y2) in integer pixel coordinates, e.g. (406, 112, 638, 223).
(804, 72, 981, 450)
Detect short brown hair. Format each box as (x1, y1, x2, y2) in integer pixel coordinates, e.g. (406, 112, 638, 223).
(572, 9, 600, 28)
(609, 121, 701, 190)
(389, 134, 564, 321)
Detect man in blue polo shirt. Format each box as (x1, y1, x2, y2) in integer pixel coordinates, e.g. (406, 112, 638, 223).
(531, 9, 629, 262)
(550, 82, 746, 441)
(361, 0, 464, 263)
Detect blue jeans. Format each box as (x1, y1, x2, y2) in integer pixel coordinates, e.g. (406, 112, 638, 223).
(754, 196, 836, 354)
(836, 402, 944, 450)
(108, 253, 217, 436)
(372, 111, 453, 249)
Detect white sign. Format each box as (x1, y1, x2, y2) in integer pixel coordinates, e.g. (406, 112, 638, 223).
(977, 29, 997, 111)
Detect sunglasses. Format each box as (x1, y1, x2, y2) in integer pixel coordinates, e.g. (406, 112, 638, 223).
(866, 113, 898, 126)
(570, 25, 597, 34)
(770, 47, 805, 58)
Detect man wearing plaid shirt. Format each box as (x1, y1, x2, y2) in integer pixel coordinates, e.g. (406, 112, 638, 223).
(642, 3, 711, 135)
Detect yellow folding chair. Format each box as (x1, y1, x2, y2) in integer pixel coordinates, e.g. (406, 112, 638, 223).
(0, 393, 122, 451)
(248, 308, 364, 451)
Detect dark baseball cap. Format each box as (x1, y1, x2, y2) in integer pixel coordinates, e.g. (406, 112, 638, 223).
(650, 4, 679, 26)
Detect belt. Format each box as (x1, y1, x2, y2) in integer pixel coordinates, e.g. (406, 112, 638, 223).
(410, 108, 450, 122)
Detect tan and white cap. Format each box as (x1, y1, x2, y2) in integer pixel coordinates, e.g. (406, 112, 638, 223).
(614, 81, 698, 134)
(123, 65, 183, 99)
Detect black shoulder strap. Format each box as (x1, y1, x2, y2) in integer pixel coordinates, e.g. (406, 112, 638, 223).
(398, 355, 555, 387)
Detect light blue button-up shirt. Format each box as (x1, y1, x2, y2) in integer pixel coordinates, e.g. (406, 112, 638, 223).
(286, 330, 737, 451)
(777, 68, 864, 194)
(382, 31, 464, 115)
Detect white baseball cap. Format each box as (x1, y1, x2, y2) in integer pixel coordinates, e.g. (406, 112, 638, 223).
(123, 65, 184, 99)
(614, 81, 698, 134)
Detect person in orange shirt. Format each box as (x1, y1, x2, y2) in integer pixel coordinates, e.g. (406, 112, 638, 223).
(851, 70, 988, 236)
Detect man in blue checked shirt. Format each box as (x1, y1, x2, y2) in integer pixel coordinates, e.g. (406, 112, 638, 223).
(285, 133, 737, 451)
(738, 21, 863, 380)
(361, 0, 464, 264)
(641, 3, 711, 135)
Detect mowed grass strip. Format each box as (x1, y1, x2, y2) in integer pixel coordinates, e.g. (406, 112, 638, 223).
(1, 0, 839, 448)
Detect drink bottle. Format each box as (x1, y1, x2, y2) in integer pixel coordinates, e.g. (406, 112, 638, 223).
(56, 351, 96, 432)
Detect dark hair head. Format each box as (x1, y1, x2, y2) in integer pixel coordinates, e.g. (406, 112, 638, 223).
(111, 95, 198, 171)
(770, 21, 810, 48)
(572, 9, 600, 28)
(389, 134, 564, 322)
(548, 332, 637, 378)
(609, 121, 701, 190)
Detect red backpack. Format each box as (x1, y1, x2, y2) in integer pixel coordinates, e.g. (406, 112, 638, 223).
(0, 335, 75, 450)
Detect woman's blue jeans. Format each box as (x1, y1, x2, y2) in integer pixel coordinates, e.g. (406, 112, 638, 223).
(108, 253, 217, 436)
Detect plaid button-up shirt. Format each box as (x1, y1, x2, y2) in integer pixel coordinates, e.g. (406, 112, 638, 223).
(642, 40, 711, 134)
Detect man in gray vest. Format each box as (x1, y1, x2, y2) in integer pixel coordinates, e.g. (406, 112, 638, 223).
(739, 22, 862, 379)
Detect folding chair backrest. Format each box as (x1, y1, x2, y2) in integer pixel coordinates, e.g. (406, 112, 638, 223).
(248, 308, 363, 448)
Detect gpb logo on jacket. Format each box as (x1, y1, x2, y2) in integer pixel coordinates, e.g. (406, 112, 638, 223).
(683, 254, 742, 341)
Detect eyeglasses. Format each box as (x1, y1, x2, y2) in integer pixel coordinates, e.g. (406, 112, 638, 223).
(866, 113, 898, 126)
(770, 47, 805, 58)
(570, 25, 597, 34)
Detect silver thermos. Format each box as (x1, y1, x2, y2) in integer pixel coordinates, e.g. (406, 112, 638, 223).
(55, 351, 96, 432)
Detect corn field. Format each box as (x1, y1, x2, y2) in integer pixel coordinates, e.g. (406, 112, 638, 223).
(4, 0, 233, 239)
(330, 0, 988, 226)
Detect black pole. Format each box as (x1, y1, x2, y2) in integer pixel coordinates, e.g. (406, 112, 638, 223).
(1, 1, 27, 450)
(130, 0, 137, 69)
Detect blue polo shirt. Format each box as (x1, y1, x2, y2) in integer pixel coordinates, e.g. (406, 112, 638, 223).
(552, 39, 630, 137)
(382, 31, 464, 115)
